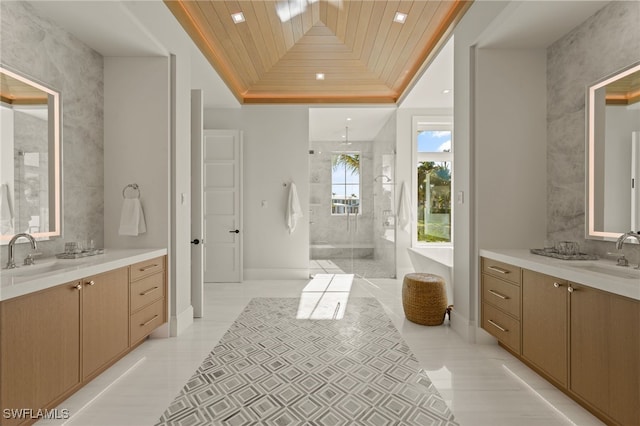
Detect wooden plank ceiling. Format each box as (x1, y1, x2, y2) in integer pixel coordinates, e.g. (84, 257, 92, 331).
(165, 0, 472, 104)
(0, 72, 48, 105)
(606, 69, 640, 105)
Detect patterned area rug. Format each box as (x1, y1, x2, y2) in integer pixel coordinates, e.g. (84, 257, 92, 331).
(156, 298, 458, 426)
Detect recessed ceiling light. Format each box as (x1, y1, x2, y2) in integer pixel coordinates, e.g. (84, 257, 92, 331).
(393, 12, 407, 24)
(231, 12, 245, 24)
(316, 73, 325, 80)
(346, 117, 352, 121)
(442, 89, 451, 94)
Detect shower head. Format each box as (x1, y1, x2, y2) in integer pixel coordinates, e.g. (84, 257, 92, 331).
(374, 175, 392, 183)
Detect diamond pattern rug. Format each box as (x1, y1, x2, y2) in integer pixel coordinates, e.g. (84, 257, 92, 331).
(156, 297, 458, 426)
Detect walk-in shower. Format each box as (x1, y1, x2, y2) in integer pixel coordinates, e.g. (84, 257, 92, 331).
(308, 109, 396, 279)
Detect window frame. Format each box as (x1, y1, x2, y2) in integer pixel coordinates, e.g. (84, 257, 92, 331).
(412, 116, 453, 247)
(331, 151, 361, 216)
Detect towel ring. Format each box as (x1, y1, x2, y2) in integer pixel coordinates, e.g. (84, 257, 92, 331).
(122, 183, 141, 199)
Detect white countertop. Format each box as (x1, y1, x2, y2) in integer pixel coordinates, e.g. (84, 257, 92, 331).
(479, 249, 640, 301)
(0, 248, 167, 302)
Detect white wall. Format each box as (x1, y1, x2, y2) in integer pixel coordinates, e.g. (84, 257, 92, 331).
(104, 57, 170, 250)
(103, 57, 171, 335)
(123, 1, 200, 335)
(475, 48, 547, 250)
(169, 53, 194, 335)
(451, 1, 509, 341)
(204, 106, 310, 279)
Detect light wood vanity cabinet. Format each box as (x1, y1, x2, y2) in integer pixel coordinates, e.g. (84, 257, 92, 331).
(481, 258, 522, 353)
(0, 254, 167, 426)
(82, 268, 129, 381)
(480, 256, 640, 426)
(521, 270, 568, 387)
(569, 283, 639, 426)
(129, 256, 166, 346)
(0, 282, 81, 426)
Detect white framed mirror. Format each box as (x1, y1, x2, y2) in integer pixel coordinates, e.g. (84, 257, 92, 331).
(0, 65, 62, 242)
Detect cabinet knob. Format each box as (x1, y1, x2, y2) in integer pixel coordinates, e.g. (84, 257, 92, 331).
(73, 284, 82, 290)
(87, 280, 95, 286)
(568, 286, 575, 293)
(553, 282, 563, 288)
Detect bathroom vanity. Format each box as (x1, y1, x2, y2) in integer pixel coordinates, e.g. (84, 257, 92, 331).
(0, 249, 167, 426)
(480, 249, 639, 426)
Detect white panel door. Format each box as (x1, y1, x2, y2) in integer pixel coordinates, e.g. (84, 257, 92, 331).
(203, 130, 242, 282)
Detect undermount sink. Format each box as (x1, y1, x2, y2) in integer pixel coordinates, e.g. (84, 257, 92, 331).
(571, 262, 640, 280)
(2, 261, 66, 279)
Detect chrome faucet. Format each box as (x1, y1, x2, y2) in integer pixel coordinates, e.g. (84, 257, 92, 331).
(615, 232, 640, 269)
(616, 231, 640, 250)
(5, 233, 37, 269)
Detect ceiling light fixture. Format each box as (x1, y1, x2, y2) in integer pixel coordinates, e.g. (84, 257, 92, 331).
(316, 73, 325, 80)
(442, 89, 451, 94)
(231, 12, 245, 24)
(393, 12, 407, 24)
(342, 126, 352, 145)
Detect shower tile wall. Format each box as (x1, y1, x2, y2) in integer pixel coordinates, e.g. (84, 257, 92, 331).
(547, 0, 640, 263)
(1, 1, 104, 259)
(309, 140, 374, 258)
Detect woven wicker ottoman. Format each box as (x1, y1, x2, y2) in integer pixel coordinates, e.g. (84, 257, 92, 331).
(402, 273, 448, 325)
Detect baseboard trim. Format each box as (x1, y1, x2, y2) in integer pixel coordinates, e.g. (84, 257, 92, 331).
(450, 310, 475, 343)
(170, 305, 194, 337)
(244, 268, 309, 280)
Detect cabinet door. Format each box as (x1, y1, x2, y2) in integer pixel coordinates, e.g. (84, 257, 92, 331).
(0, 282, 81, 426)
(82, 267, 129, 380)
(522, 270, 568, 386)
(570, 284, 639, 425)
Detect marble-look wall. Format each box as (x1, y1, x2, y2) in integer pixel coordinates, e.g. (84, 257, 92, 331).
(1, 1, 104, 259)
(547, 0, 640, 263)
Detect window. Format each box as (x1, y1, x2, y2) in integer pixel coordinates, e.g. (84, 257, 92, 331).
(414, 117, 452, 243)
(331, 153, 360, 214)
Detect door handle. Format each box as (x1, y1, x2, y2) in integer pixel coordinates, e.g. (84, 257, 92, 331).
(191, 239, 201, 245)
(229, 230, 240, 234)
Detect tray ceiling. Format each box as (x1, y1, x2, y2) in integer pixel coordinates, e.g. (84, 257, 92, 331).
(164, 0, 472, 104)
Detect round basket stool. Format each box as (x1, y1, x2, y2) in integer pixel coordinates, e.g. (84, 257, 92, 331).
(402, 273, 447, 326)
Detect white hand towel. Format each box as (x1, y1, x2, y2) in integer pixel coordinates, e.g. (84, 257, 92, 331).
(119, 198, 147, 236)
(0, 183, 14, 235)
(285, 182, 303, 234)
(397, 181, 412, 232)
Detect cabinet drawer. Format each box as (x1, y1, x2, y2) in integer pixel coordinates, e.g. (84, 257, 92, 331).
(130, 272, 164, 313)
(130, 298, 164, 345)
(482, 274, 521, 319)
(482, 257, 521, 285)
(130, 256, 165, 281)
(483, 303, 521, 353)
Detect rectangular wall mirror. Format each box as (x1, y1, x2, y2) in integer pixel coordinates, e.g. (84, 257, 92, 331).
(0, 65, 62, 242)
(586, 62, 640, 241)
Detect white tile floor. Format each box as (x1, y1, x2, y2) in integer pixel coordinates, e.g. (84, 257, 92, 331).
(39, 278, 604, 426)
